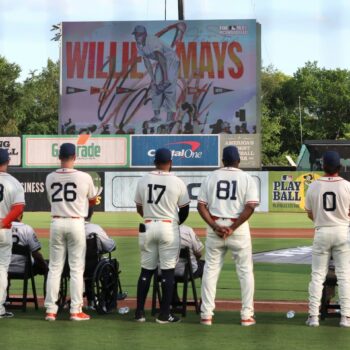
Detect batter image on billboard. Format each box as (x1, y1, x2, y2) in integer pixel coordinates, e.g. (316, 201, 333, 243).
(60, 20, 261, 135)
(132, 24, 179, 126)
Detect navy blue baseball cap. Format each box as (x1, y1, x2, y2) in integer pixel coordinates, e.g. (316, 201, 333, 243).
(0, 148, 10, 164)
(59, 143, 76, 158)
(222, 145, 240, 163)
(132, 25, 147, 35)
(154, 148, 172, 163)
(323, 151, 340, 168)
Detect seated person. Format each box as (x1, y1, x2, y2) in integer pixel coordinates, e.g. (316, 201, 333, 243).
(9, 214, 48, 275)
(173, 224, 204, 304)
(84, 209, 116, 309)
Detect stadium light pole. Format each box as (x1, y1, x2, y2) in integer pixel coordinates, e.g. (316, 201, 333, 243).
(298, 95, 303, 146)
(178, 0, 185, 20)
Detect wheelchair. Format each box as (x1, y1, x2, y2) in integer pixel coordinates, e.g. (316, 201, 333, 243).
(45, 234, 127, 314)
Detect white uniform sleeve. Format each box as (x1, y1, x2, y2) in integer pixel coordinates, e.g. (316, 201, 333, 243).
(97, 229, 116, 253)
(305, 186, 313, 212)
(45, 174, 52, 204)
(177, 178, 190, 208)
(245, 175, 259, 206)
(197, 176, 208, 204)
(87, 223, 115, 253)
(189, 228, 204, 254)
(26, 226, 41, 252)
(134, 180, 143, 206)
(12, 179, 25, 205)
(87, 174, 97, 200)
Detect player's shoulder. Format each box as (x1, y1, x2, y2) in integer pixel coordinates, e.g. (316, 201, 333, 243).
(85, 222, 103, 234)
(0, 172, 21, 185)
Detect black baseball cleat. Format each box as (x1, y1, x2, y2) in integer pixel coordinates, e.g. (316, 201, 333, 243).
(156, 313, 181, 324)
(0, 312, 14, 319)
(135, 310, 146, 322)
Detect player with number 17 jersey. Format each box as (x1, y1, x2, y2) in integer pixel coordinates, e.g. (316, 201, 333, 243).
(135, 172, 189, 222)
(46, 169, 96, 217)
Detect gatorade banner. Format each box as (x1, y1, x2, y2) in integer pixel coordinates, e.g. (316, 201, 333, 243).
(22, 135, 129, 168)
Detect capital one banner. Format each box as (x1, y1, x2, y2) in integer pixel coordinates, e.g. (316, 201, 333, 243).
(60, 20, 261, 137)
(23, 135, 129, 168)
(131, 135, 219, 167)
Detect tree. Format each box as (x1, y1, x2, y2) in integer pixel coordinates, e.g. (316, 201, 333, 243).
(19, 59, 59, 134)
(0, 56, 22, 135)
(281, 62, 350, 144)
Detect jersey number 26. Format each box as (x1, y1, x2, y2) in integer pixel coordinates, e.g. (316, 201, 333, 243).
(51, 182, 77, 202)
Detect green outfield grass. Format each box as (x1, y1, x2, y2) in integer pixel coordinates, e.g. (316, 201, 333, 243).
(2, 310, 349, 350)
(10, 237, 312, 301)
(23, 211, 314, 229)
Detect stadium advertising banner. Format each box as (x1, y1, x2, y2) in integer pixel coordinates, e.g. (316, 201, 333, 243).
(269, 171, 322, 212)
(13, 171, 105, 211)
(22, 135, 129, 168)
(104, 171, 268, 212)
(220, 134, 260, 168)
(131, 135, 219, 167)
(0, 137, 21, 166)
(60, 20, 261, 137)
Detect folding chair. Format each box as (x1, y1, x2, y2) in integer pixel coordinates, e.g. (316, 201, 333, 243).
(320, 265, 340, 320)
(152, 247, 201, 317)
(7, 236, 38, 312)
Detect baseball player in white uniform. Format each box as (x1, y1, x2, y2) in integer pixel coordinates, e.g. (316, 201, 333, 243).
(44, 143, 97, 321)
(132, 25, 180, 123)
(0, 148, 25, 319)
(305, 151, 350, 327)
(134, 148, 190, 324)
(9, 215, 47, 275)
(197, 145, 259, 326)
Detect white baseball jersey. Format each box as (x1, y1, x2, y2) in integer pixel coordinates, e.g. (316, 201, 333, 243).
(0, 172, 25, 219)
(9, 222, 41, 273)
(85, 222, 115, 253)
(198, 167, 259, 218)
(134, 171, 190, 222)
(305, 176, 350, 228)
(45, 169, 96, 218)
(175, 225, 203, 276)
(137, 35, 179, 70)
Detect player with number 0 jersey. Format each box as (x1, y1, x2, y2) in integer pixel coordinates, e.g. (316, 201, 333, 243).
(44, 143, 96, 322)
(305, 151, 350, 328)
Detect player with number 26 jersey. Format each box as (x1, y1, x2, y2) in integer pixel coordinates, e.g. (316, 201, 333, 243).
(44, 143, 96, 322)
(46, 169, 96, 218)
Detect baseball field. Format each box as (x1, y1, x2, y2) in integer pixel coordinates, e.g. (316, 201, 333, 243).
(4, 212, 350, 350)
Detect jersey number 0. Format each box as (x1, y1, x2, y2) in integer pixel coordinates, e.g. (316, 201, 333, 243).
(51, 182, 77, 202)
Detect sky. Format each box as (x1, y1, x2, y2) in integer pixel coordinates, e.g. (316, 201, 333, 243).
(0, 0, 349, 81)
